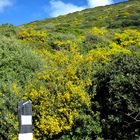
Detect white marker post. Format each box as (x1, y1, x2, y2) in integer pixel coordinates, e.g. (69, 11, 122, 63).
(18, 100, 33, 140)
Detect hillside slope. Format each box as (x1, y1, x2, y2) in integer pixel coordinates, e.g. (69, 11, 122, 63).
(22, 0, 140, 34)
(0, 0, 140, 140)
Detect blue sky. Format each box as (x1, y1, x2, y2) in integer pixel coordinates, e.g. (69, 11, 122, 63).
(0, 0, 127, 26)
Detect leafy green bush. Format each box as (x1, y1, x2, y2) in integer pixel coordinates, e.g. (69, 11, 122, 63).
(81, 33, 110, 54)
(58, 111, 103, 140)
(93, 53, 140, 139)
(0, 36, 43, 139)
(0, 24, 17, 37)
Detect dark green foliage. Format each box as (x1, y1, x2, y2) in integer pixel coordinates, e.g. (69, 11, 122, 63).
(93, 53, 140, 139)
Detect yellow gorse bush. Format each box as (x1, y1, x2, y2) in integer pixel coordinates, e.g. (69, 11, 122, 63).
(25, 44, 93, 138)
(91, 27, 108, 36)
(24, 28, 133, 139)
(114, 29, 140, 46)
(12, 83, 19, 96)
(85, 42, 131, 64)
(18, 28, 47, 47)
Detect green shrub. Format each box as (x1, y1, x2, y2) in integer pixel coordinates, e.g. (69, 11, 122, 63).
(93, 53, 140, 139)
(81, 33, 110, 54)
(0, 24, 17, 37)
(58, 111, 103, 140)
(0, 36, 43, 139)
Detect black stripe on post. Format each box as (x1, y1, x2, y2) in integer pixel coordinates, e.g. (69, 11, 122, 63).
(20, 125, 32, 133)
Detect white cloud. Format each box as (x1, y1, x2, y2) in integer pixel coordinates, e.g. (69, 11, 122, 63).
(87, 0, 113, 8)
(49, 0, 85, 17)
(47, 0, 114, 17)
(0, 0, 12, 12)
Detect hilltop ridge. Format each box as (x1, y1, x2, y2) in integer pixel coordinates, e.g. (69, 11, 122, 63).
(21, 0, 140, 34)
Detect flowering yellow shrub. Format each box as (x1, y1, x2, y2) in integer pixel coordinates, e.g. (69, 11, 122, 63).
(52, 40, 77, 50)
(91, 27, 108, 36)
(18, 28, 47, 47)
(85, 42, 131, 64)
(12, 83, 19, 96)
(25, 44, 93, 139)
(114, 29, 140, 46)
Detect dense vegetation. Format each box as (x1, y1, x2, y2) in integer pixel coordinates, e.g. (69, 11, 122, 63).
(0, 0, 140, 139)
